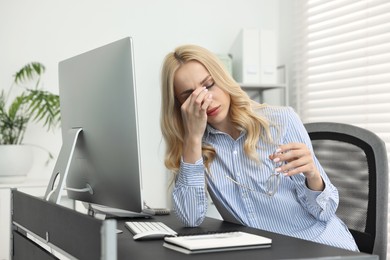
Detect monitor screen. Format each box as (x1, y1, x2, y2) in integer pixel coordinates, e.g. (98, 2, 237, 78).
(45, 37, 144, 214)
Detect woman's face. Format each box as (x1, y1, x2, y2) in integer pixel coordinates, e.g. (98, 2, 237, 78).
(173, 60, 231, 129)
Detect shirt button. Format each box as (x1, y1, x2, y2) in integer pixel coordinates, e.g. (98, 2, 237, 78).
(233, 150, 237, 155)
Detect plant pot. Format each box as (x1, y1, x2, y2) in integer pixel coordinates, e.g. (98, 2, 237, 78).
(0, 145, 33, 183)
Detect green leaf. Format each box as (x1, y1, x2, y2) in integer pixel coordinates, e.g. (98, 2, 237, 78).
(13, 62, 46, 85)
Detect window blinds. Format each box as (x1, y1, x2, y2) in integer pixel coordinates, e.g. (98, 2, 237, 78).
(295, 0, 390, 256)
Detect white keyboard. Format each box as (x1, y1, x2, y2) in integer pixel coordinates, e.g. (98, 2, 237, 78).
(125, 221, 177, 240)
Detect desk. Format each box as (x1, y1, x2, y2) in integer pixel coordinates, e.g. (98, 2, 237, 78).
(1, 178, 49, 260)
(12, 191, 378, 260)
(118, 216, 376, 259)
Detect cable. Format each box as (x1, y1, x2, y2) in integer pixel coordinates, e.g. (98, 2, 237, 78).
(64, 183, 94, 194)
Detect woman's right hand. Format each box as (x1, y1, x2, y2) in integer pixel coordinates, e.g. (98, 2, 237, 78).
(180, 87, 213, 163)
(181, 86, 213, 139)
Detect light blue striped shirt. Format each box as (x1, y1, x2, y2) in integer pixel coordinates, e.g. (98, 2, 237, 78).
(172, 106, 358, 251)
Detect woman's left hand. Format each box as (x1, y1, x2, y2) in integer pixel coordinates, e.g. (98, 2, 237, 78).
(269, 143, 324, 191)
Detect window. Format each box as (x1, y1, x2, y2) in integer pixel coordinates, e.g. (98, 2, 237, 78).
(294, 0, 390, 255)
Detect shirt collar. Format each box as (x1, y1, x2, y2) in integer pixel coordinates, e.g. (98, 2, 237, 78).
(203, 124, 246, 141)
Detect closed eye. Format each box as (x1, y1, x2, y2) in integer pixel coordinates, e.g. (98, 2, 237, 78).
(205, 80, 215, 89)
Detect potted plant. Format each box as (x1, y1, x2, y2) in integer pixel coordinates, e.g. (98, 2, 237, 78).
(0, 62, 60, 182)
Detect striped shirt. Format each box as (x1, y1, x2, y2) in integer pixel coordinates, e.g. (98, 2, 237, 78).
(172, 106, 358, 251)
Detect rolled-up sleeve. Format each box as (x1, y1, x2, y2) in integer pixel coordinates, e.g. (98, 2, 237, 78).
(172, 158, 208, 227)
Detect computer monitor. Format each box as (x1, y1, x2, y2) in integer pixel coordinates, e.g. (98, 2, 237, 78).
(44, 37, 144, 216)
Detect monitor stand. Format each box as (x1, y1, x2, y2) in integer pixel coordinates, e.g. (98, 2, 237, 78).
(44, 128, 84, 203)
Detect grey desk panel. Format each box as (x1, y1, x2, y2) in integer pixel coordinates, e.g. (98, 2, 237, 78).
(12, 190, 105, 260)
(13, 231, 58, 260)
(117, 216, 378, 260)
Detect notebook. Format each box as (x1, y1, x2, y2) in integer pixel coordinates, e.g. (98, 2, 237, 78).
(163, 231, 272, 254)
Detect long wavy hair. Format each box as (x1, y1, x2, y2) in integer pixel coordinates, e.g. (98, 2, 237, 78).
(160, 44, 271, 179)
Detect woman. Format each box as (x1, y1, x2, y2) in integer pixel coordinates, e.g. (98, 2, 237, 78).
(160, 44, 358, 251)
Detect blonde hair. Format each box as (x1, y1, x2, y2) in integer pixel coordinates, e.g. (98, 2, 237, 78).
(160, 44, 271, 178)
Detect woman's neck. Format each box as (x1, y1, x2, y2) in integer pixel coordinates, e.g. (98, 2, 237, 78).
(209, 119, 241, 140)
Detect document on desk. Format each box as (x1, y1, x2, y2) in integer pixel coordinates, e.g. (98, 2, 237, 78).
(163, 231, 272, 254)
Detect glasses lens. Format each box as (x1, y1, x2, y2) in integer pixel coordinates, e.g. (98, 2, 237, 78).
(266, 149, 283, 196)
(266, 173, 281, 196)
(274, 160, 283, 168)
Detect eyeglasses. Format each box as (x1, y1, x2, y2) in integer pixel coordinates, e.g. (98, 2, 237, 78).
(225, 150, 283, 197)
(266, 160, 282, 196)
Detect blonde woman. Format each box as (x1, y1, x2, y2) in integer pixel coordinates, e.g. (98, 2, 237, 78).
(160, 44, 358, 251)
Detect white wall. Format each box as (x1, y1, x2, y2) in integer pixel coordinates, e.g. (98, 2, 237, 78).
(278, 0, 296, 108)
(0, 0, 286, 208)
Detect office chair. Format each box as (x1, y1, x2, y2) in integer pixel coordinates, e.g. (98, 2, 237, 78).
(304, 122, 388, 259)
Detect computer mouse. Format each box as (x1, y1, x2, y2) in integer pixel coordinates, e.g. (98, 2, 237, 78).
(133, 230, 176, 241)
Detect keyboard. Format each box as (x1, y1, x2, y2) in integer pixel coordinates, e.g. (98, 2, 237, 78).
(125, 221, 177, 240)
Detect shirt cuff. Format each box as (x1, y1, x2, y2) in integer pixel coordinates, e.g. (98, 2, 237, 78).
(305, 181, 333, 209)
(176, 157, 205, 187)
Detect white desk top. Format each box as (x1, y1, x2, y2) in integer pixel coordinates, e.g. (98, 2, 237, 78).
(0, 177, 49, 189)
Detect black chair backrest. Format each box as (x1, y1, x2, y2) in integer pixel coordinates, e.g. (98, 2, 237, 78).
(304, 122, 388, 259)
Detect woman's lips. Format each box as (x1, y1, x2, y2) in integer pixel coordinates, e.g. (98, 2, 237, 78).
(207, 106, 220, 117)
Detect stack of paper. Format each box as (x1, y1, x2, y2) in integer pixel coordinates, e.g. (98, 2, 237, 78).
(163, 231, 272, 254)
